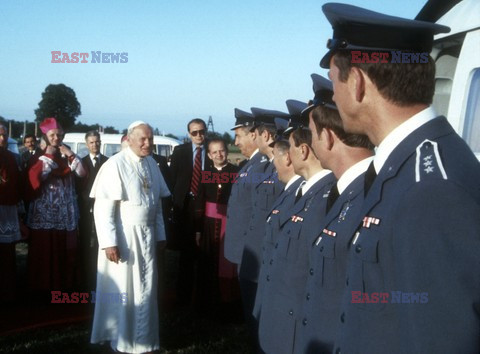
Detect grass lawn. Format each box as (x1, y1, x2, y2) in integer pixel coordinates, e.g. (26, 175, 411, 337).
(0, 312, 250, 353)
(0, 246, 251, 353)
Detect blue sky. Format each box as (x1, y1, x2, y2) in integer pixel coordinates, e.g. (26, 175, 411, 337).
(1, 0, 427, 137)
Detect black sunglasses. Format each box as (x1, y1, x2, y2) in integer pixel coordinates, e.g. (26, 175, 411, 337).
(190, 129, 206, 137)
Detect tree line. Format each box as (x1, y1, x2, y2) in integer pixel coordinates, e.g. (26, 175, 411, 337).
(1, 83, 234, 145)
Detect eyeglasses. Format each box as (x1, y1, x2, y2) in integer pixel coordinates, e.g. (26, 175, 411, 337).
(190, 129, 205, 137)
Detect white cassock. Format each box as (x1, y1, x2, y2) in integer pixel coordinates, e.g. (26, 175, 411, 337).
(90, 147, 170, 353)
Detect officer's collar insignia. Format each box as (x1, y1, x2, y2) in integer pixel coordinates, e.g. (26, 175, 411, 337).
(260, 156, 268, 163)
(323, 228, 337, 237)
(239, 172, 248, 177)
(363, 216, 380, 228)
(415, 139, 448, 182)
(291, 215, 304, 223)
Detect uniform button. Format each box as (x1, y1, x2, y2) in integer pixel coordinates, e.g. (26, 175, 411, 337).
(275, 243, 278, 249)
(266, 275, 270, 281)
(269, 259, 273, 265)
(306, 293, 310, 300)
(340, 312, 345, 323)
(346, 277, 349, 286)
(355, 245, 362, 253)
(302, 318, 307, 326)
(289, 310, 293, 316)
(319, 246, 324, 252)
(309, 268, 314, 275)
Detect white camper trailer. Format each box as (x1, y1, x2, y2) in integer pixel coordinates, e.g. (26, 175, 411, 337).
(63, 132, 181, 159)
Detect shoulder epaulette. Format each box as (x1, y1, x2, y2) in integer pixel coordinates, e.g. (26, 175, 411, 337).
(415, 139, 448, 182)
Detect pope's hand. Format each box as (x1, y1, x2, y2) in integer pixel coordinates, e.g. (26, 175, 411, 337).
(105, 246, 120, 263)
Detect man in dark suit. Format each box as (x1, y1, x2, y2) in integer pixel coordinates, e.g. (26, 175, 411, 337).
(320, 4, 480, 353)
(20, 134, 41, 170)
(169, 118, 212, 306)
(78, 130, 108, 290)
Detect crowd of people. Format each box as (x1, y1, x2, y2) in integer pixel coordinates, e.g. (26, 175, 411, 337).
(1, 2, 480, 354)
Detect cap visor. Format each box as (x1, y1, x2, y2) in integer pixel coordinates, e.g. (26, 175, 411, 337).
(320, 50, 333, 69)
(230, 124, 244, 131)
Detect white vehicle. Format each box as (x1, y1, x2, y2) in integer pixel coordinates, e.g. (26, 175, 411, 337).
(63, 132, 181, 158)
(7, 137, 19, 154)
(419, 0, 480, 159)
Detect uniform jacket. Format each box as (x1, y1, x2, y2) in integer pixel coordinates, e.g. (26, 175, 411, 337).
(239, 160, 285, 282)
(258, 172, 335, 354)
(224, 152, 266, 264)
(300, 173, 366, 354)
(253, 176, 304, 319)
(334, 116, 480, 354)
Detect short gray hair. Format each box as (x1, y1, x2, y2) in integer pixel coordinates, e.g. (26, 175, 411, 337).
(85, 130, 100, 141)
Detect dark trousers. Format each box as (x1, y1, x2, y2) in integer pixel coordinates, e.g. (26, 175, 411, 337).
(239, 277, 263, 353)
(78, 203, 99, 292)
(174, 196, 198, 305)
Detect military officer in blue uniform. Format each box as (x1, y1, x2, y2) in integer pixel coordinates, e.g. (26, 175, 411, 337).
(236, 108, 287, 350)
(225, 108, 265, 268)
(319, 3, 480, 353)
(253, 117, 304, 322)
(298, 73, 374, 353)
(257, 106, 336, 354)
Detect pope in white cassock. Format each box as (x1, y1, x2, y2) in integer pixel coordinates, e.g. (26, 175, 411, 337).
(90, 121, 170, 353)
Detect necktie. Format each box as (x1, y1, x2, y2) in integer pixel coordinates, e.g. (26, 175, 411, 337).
(295, 181, 306, 203)
(93, 156, 99, 170)
(326, 183, 339, 213)
(364, 161, 377, 197)
(190, 147, 202, 196)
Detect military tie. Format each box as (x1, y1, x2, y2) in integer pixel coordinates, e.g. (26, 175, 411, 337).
(295, 180, 306, 203)
(190, 146, 202, 196)
(364, 161, 377, 197)
(326, 183, 339, 213)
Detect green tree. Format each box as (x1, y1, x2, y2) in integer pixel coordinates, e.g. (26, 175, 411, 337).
(222, 132, 234, 146)
(104, 126, 119, 134)
(35, 84, 81, 131)
(165, 133, 178, 140)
